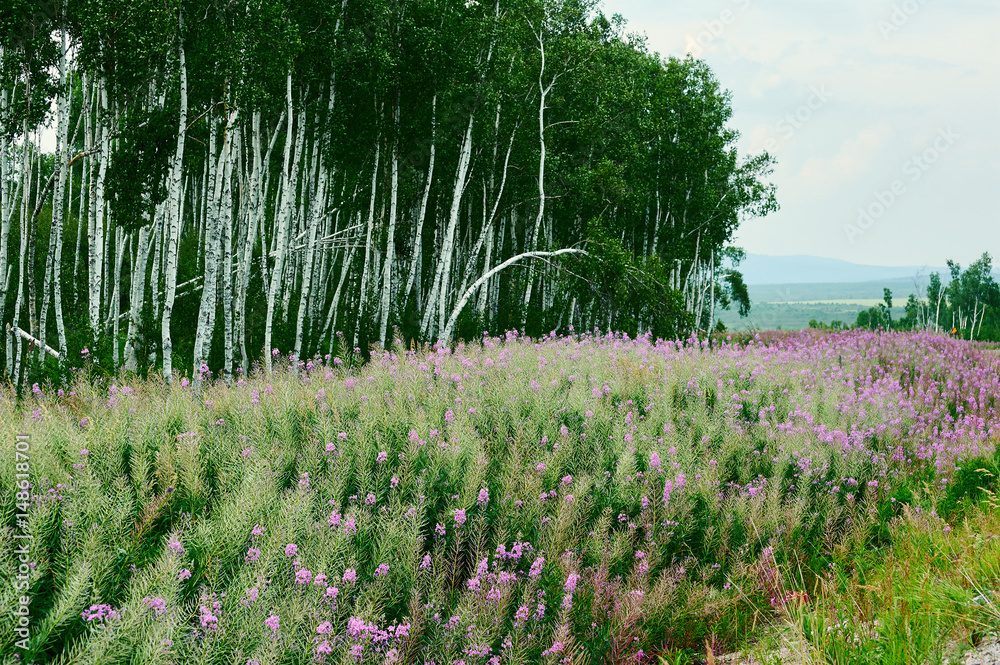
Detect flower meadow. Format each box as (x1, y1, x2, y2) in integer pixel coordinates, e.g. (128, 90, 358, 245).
(1, 330, 999, 664)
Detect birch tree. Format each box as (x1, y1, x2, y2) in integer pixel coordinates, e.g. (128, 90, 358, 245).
(0, 0, 783, 385)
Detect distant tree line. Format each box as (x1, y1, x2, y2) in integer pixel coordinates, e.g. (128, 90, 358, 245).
(0, 0, 776, 388)
(853, 252, 999, 341)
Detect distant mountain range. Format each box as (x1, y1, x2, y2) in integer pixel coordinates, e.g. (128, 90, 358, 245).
(733, 254, 949, 285)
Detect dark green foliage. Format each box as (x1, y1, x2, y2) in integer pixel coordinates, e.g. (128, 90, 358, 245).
(0, 0, 778, 390)
(106, 105, 176, 231)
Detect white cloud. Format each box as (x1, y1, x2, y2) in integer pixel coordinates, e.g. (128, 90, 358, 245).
(600, 0, 1000, 265)
(791, 125, 892, 195)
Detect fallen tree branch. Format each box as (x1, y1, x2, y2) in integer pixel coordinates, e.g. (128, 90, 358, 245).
(7, 324, 61, 359)
(440, 248, 588, 343)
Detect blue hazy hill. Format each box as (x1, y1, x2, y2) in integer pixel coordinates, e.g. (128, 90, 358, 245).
(734, 254, 947, 285)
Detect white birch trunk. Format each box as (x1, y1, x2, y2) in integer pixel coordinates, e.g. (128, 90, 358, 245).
(264, 72, 299, 371)
(458, 123, 516, 299)
(88, 78, 107, 334)
(378, 103, 400, 347)
(124, 224, 150, 371)
(221, 123, 237, 378)
(327, 234, 358, 352)
(404, 94, 435, 308)
(522, 39, 557, 328)
(423, 113, 474, 339)
(355, 137, 381, 349)
(73, 81, 89, 297)
(194, 109, 236, 378)
(161, 23, 188, 381)
(12, 127, 33, 381)
(109, 227, 126, 363)
(50, 22, 71, 357)
(294, 134, 325, 358)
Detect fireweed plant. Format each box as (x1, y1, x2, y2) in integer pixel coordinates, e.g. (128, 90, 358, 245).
(0, 329, 998, 664)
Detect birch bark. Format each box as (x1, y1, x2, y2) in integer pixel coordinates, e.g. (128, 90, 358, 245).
(11, 126, 32, 381)
(161, 21, 188, 381)
(294, 133, 324, 358)
(221, 123, 237, 378)
(194, 109, 236, 378)
(522, 33, 558, 327)
(50, 21, 71, 356)
(124, 224, 150, 371)
(264, 72, 301, 371)
(354, 137, 380, 350)
(403, 94, 435, 309)
(423, 112, 474, 339)
(90, 81, 109, 333)
(378, 102, 400, 347)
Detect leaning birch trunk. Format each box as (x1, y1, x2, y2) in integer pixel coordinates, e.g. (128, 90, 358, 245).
(458, 124, 516, 299)
(294, 137, 325, 359)
(476, 222, 494, 319)
(441, 249, 587, 343)
(108, 227, 126, 363)
(403, 94, 435, 309)
(355, 138, 381, 350)
(264, 71, 297, 372)
(326, 239, 359, 353)
(378, 105, 400, 347)
(73, 80, 90, 298)
(7, 325, 61, 359)
(161, 22, 188, 382)
(423, 113, 474, 340)
(310, 198, 336, 341)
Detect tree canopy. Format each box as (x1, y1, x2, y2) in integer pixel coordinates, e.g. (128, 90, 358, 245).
(0, 0, 778, 386)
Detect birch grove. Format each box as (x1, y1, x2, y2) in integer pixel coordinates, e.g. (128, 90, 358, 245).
(0, 0, 781, 388)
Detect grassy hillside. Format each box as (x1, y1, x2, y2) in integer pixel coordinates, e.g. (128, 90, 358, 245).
(718, 282, 921, 331)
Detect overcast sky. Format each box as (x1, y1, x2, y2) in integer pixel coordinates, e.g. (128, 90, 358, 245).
(600, 0, 1000, 267)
